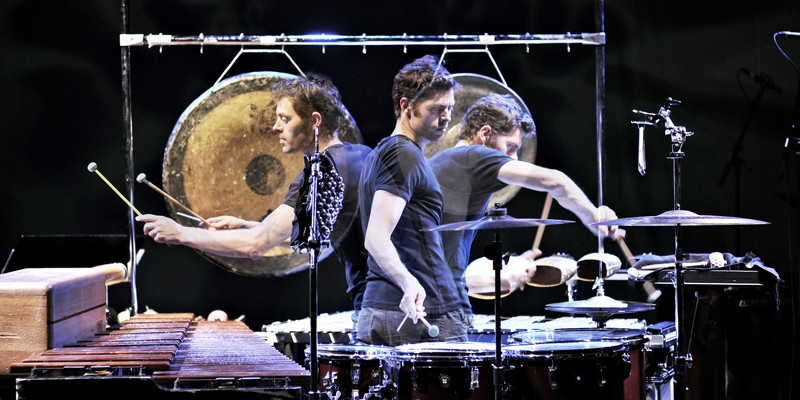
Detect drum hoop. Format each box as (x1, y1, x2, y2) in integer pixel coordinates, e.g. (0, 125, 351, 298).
(511, 328, 647, 346)
(313, 344, 396, 359)
(502, 341, 627, 358)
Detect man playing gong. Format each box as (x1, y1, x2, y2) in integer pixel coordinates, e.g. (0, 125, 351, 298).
(137, 73, 372, 317)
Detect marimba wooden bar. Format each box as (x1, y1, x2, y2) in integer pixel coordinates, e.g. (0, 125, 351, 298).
(11, 313, 310, 399)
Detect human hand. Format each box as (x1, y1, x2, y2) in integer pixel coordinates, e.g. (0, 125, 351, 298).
(398, 277, 427, 323)
(136, 214, 186, 244)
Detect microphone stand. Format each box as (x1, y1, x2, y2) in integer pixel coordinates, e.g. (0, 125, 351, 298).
(306, 129, 323, 400)
(718, 75, 770, 253)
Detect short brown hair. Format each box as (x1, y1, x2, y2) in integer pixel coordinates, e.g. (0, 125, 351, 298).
(391, 55, 460, 118)
(459, 93, 535, 140)
(271, 72, 343, 138)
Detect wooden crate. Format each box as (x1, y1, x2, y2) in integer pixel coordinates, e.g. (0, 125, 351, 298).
(0, 268, 106, 374)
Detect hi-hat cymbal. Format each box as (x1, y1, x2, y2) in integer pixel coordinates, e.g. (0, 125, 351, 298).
(591, 209, 769, 227)
(546, 295, 656, 322)
(424, 214, 573, 232)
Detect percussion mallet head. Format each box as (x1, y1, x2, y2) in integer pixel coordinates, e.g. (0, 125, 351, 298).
(87, 161, 142, 216)
(643, 281, 662, 303)
(419, 316, 440, 338)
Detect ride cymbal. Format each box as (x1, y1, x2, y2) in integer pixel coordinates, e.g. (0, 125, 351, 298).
(590, 209, 769, 227)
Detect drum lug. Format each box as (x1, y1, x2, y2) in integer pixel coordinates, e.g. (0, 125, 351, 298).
(470, 366, 480, 390)
(438, 373, 452, 389)
(597, 364, 609, 387)
(352, 361, 361, 386)
(548, 364, 559, 390)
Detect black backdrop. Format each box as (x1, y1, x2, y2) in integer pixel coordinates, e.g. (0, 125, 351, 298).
(1, 1, 799, 399)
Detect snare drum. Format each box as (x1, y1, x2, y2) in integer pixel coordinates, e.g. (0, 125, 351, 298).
(394, 342, 496, 400)
(512, 329, 647, 400)
(504, 341, 630, 400)
(309, 344, 396, 400)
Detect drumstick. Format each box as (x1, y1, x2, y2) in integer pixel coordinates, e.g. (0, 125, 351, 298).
(531, 193, 553, 254)
(396, 314, 440, 337)
(87, 162, 142, 216)
(616, 237, 662, 302)
(136, 173, 210, 226)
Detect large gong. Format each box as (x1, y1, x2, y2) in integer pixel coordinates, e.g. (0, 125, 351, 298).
(424, 73, 537, 206)
(163, 71, 361, 277)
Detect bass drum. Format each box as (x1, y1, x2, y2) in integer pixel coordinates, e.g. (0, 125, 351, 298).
(424, 73, 537, 207)
(163, 71, 362, 277)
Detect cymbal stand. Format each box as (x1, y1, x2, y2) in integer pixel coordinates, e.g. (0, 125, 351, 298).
(482, 207, 510, 400)
(633, 97, 694, 399)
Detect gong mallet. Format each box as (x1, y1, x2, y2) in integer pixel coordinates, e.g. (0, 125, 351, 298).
(87, 162, 142, 216)
(136, 173, 210, 226)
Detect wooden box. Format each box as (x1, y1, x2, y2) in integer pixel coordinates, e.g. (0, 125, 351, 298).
(0, 268, 106, 374)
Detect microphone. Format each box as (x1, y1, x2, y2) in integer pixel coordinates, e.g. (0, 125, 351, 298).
(740, 68, 782, 93)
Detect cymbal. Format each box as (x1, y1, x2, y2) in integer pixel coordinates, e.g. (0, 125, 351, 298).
(591, 209, 769, 227)
(424, 215, 573, 232)
(545, 295, 656, 322)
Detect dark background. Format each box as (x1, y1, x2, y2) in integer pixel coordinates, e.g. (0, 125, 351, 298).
(1, 1, 799, 399)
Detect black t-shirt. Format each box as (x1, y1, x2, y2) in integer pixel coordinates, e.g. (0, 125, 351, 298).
(358, 135, 461, 316)
(283, 142, 372, 309)
(429, 145, 512, 308)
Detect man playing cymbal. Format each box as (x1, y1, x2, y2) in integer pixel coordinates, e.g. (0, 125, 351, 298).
(429, 93, 624, 309)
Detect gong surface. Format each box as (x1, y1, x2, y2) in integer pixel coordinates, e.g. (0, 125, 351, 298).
(163, 71, 361, 277)
(423, 73, 537, 206)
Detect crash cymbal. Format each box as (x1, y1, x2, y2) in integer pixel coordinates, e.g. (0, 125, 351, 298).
(546, 295, 656, 323)
(424, 214, 573, 232)
(590, 209, 769, 227)
(163, 71, 360, 277)
(424, 73, 536, 207)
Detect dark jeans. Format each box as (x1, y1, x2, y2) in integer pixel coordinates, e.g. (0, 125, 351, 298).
(356, 306, 472, 347)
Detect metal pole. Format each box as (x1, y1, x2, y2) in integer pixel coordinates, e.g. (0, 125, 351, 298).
(120, 0, 138, 315)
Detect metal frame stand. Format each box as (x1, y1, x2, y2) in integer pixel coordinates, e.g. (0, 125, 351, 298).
(483, 224, 509, 400)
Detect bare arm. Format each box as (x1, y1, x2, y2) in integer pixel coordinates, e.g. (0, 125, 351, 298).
(136, 204, 294, 259)
(364, 190, 427, 322)
(497, 160, 622, 238)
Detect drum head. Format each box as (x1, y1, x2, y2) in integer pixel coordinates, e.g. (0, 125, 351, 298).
(163, 71, 361, 277)
(503, 341, 625, 358)
(512, 329, 646, 345)
(394, 341, 496, 361)
(424, 73, 537, 207)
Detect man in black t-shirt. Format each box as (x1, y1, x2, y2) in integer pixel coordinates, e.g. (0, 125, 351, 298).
(357, 55, 470, 347)
(430, 93, 624, 308)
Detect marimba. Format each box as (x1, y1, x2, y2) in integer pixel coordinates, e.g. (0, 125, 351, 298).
(10, 313, 310, 399)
